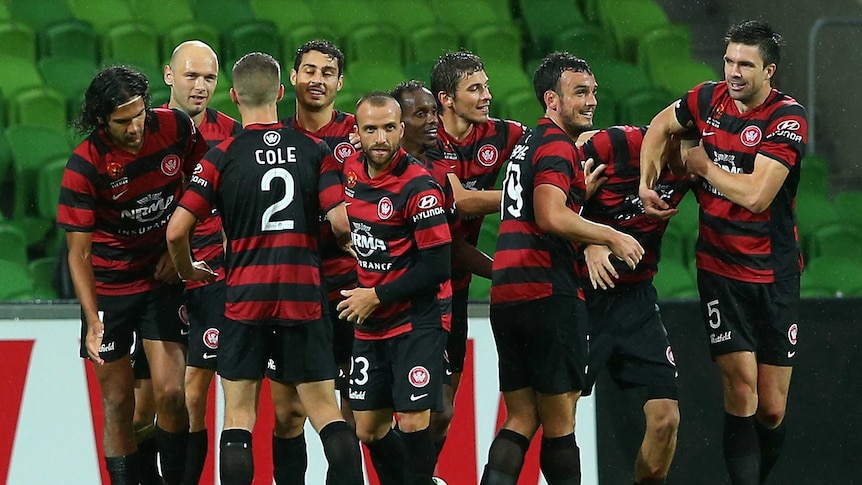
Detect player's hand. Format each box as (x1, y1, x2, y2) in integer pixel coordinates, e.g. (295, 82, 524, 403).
(154, 252, 182, 284)
(186, 261, 218, 284)
(336, 287, 380, 325)
(607, 230, 644, 270)
(584, 244, 618, 290)
(348, 130, 361, 151)
(583, 157, 608, 200)
(342, 240, 357, 259)
(639, 185, 678, 220)
(85, 319, 106, 365)
(682, 142, 712, 177)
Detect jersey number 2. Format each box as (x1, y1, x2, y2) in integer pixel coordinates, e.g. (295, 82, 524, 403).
(261, 168, 295, 231)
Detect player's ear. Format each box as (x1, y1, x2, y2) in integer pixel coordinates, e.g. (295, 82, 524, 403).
(164, 65, 173, 86)
(289, 69, 298, 87)
(229, 87, 238, 105)
(276, 84, 285, 102)
(438, 91, 452, 110)
(543, 90, 557, 111)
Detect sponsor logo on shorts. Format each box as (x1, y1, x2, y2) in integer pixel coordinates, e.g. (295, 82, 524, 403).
(788, 323, 798, 345)
(410, 393, 429, 402)
(710, 331, 732, 344)
(349, 390, 366, 400)
(787, 351, 796, 359)
(267, 358, 276, 371)
(98, 341, 116, 353)
(202, 353, 217, 360)
(408, 365, 430, 388)
(161, 155, 181, 177)
(203, 328, 219, 349)
(665, 346, 676, 366)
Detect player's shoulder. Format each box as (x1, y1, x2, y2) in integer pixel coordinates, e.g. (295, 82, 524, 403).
(768, 90, 807, 118)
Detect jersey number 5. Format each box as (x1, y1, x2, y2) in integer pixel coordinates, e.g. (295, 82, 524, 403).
(261, 167, 296, 232)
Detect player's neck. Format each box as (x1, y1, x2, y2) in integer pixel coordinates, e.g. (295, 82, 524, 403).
(734, 86, 771, 114)
(439, 111, 475, 142)
(295, 106, 334, 133)
(167, 100, 206, 127)
(240, 105, 279, 127)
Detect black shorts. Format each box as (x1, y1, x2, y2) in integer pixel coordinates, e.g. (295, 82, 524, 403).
(445, 286, 469, 375)
(185, 281, 225, 370)
(583, 282, 678, 401)
(348, 328, 447, 413)
(329, 298, 354, 367)
(130, 329, 151, 380)
(697, 271, 800, 366)
(79, 284, 187, 364)
(490, 295, 587, 395)
(221, 316, 337, 382)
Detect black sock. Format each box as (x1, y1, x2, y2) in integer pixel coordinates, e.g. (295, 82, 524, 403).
(400, 427, 436, 484)
(756, 421, 786, 484)
(220, 428, 254, 485)
(155, 426, 188, 485)
(320, 421, 363, 485)
(540, 433, 581, 485)
(273, 432, 307, 485)
(483, 428, 530, 479)
(184, 429, 208, 485)
(723, 414, 760, 485)
(105, 453, 140, 485)
(366, 428, 405, 485)
(137, 436, 161, 485)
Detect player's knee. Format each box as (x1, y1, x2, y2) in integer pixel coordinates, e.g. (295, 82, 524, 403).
(273, 416, 306, 438)
(102, 388, 135, 420)
(155, 384, 186, 415)
(756, 406, 785, 429)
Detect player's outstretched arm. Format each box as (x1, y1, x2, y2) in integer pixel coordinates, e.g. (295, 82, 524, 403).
(447, 173, 502, 218)
(67, 230, 104, 364)
(640, 103, 686, 220)
(166, 207, 216, 283)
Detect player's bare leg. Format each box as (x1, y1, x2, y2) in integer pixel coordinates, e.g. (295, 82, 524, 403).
(93, 356, 138, 483)
(184, 366, 216, 484)
(220, 378, 261, 485)
(133, 380, 160, 484)
(635, 398, 679, 484)
(716, 351, 760, 485)
(754, 364, 792, 484)
(270, 381, 310, 484)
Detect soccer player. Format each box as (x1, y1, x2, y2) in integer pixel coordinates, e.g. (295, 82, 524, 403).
(481, 52, 644, 485)
(337, 92, 452, 485)
(579, 126, 690, 485)
(639, 20, 807, 485)
(166, 52, 363, 485)
(426, 51, 526, 459)
(57, 65, 210, 485)
(271, 38, 361, 483)
(163, 39, 242, 483)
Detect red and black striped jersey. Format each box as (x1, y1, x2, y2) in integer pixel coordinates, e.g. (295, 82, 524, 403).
(57, 108, 209, 296)
(676, 81, 807, 282)
(491, 118, 585, 306)
(428, 117, 527, 290)
(179, 122, 344, 326)
(343, 149, 452, 340)
(579, 125, 691, 285)
(284, 110, 359, 300)
(161, 104, 242, 290)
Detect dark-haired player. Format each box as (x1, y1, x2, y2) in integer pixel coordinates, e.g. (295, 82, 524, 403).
(639, 20, 807, 485)
(58, 65, 209, 484)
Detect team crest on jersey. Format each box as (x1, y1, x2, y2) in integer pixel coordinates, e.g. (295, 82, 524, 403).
(334, 142, 356, 163)
(203, 328, 219, 349)
(666, 346, 676, 366)
(740, 125, 762, 147)
(346, 171, 357, 189)
(477, 144, 499, 167)
(378, 197, 393, 220)
(788, 323, 798, 345)
(408, 365, 430, 388)
(107, 162, 124, 179)
(161, 155, 181, 176)
(263, 130, 281, 146)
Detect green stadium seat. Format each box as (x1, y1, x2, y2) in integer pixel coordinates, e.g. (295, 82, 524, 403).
(6, 0, 76, 32)
(334, 90, 360, 114)
(0, 21, 37, 62)
(650, 59, 719, 98)
(582, 0, 607, 26)
(798, 154, 829, 197)
(281, 24, 339, 61)
(346, 62, 407, 94)
(638, 24, 692, 81)
(431, 0, 511, 38)
(617, 88, 674, 127)
(0, 129, 12, 181)
(37, 19, 100, 63)
(0, 56, 44, 99)
(343, 24, 403, 65)
(660, 222, 692, 268)
(0, 224, 28, 266)
(805, 224, 862, 263)
(591, 90, 617, 129)
(29, 256, 59, 300)
(39, 56, 100, 119)
(367, 0, 437, 36)
(8, 87, 68, 133)
(553, 25, 615, 62)
(208, 91, 240, 121)
(0, 260, 35, 301)
(189, 0, 257, 34)
(832, 190, 862, 231)
(0, 91, 6, 128)
(468, 275, 491, 302)
(315, 0, 383, 38)
(161, 22, 221, 63)
(801, 256, 862, 298)
(129, 0, 194, 32)
(666, 191, 699, 239)
(477, 212, 500, 256)
(519, 0, 585, 59)
(795, 192, 838, 251)
(0, 4, 8, 24)
(102, 22, 162, 69)
(68, 0, 135, 33)
(589, 57, 654, 99)
(403, 61, 436, 86)
(603, 0, 669, 62)
(501, 90, 543, 127)
(653, 258, 698, 299)
(277, 90, 296, 120)
(484, 64, 532, 101)
(404, 25, 461, 65)
(222, 20, 283, 70)
(465, 24, 523, 68)
(98, 58, 168, 105)
(250, 0, 317, 35)
(38, 157, 67, 220)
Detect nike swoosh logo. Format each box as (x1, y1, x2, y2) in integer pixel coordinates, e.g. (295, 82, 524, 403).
(112, 190, 128, 200)
(701, 131, 715, 137)
(787, 351, 796, 358)
(444, 368, 452, 376)
(203, 353, 216, 360)
(409, 393, 428, 402)
(180, 329, 189, 336)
